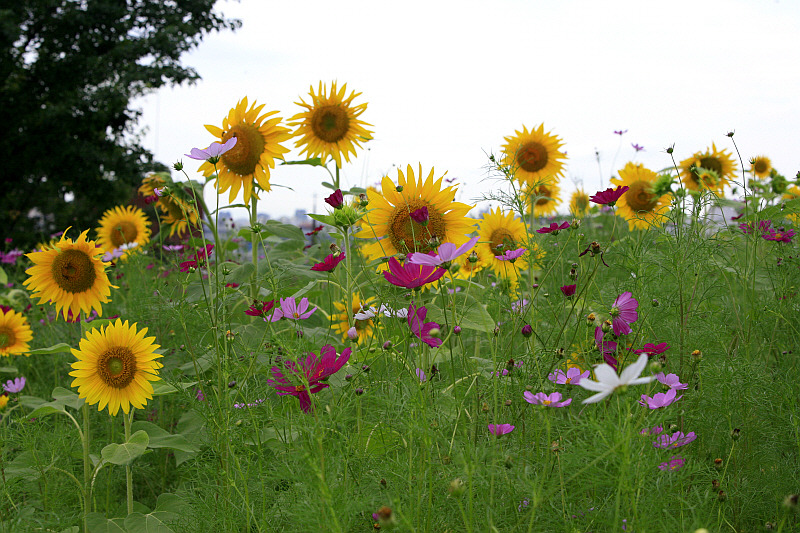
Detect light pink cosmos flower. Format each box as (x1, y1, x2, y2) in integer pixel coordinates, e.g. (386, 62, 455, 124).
(640, 425, 663, 436)
(639, 387, 682, 409)
(658, 456, 686, 471)
(610, 291, 638, 336)
(407, 236, 479, 267)
(3, 377, 26, 393)
(547, 367, 590, 385)
(495, 247, 526, 262)
(655, 372, 687, 390)
(488, 424, 515, 436)
(653, 431, 697, 449)
(185, 137, 238, 161)
(415, 368, 427, 382)
(268, 297, 317, 322)
(523, 391, 572, 407)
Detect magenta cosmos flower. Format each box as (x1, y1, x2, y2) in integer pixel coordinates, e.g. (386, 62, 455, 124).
(311, 252, 345, 272)
(495, 247, 526, 262)
(409, 206, 429, 224)
(594, 326, 618, 368)
(658, 456, 686, 471)
(639, 387, 682, 409)
(407, 303, 442, 348)
(560, 284, 576, 298)
(610, 291, 638, 336)
(653, 431, 697, 449)
(179, 244, 214, 272)
(654, 372, 687, 390)
(383, 257, 445, 289)
(267, 344, 351, 412)
(537, 221, 570, 234)
(185, 137, 238, 161)
(635, 342, 670, 358)
(589, 186, 629, 206)
(488, 424, 515, 436)
(523, 391, 572, 407)
(268, 297, 317, 322)
(245, 299, 275, 318)
(407, 236, 479, 267)
(763, 228, 796, 243)
(3, 377, 26, 393)
(324, 189, 344, 209)
(548, 367, 589, 385)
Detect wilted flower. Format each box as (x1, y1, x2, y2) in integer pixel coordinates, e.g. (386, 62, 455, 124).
(324, 189, 344, 209)
(407, 302, 442, 348)
(415, 368, 427, 382)
(560, 284, 576, 298)
(409, 206, 429, 225)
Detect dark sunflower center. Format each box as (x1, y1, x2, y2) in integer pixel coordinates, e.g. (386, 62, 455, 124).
(691, 156, 723, 183)
(388, 200, 446, 254)
(311, 105, 350, 143)
(51, 249, 97, 294)
(110, 221, 138, 248)
(626, 181, 658, 212)
(489, 228, 516, 256)
(0, 327, 14, 349)
(534, 185, 553, 206)
(165, 198, 186, 221)
(516, 142, 548, 173)
(575, 194, 588, 211)
(221, 124, 266, 176)
(97, 346, 137, 389)
(754, 159, 768, 174)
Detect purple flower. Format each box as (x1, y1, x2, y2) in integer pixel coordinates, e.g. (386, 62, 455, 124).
(613, 129, 628, 136)
(610, 291, 638, 336)
(0, 249, 23, 265)
(407, 236, 479, 267)
(416, 368, 427, 382)
(763, 228, 796, 243)
(521, 324, 533, 337)
(267, 344, 352, 412)
(654, 372, 687, 390)
(594, 326, 618, 368)
(589, 186, 630, 206)
(409, 206, 429, 225)
(311, 252, 345, 272)
(407, 303, 442, 348)
(537, 221, 570, 234)
(653, 431, 697, 449)
(640, 425, 663, 436)
(560, 284, 576, 298)
(639, 387, 682, 409)
(488, 424, 515, 436)
(3, 377, 26, 393)
(383, 257, 446, 289)
(631, 143, 644, 152)
(346, 327, 358, 341)
(548, 367, 589, 385)
(185, 137, 238, 161)
(658, 456, 686, 471)
(523, 391, 572, 407)
(739, 220, 772, 236)
(634, 342, 670, 357)
(268, 297, 317, 322)
(162, 244, 184, 252)
(324, 189, 344, 209)
(495, 247, 526, 262)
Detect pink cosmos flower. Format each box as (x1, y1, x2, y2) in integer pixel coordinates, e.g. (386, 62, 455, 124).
(654, 372, 687, 390)
(415, 368, 427, 382)
(409, 206, 429, 224)
(653, 431, 697, 449)
(560, 284, 576, 298)
(305, 225, 323, 236)
(488, 424, 515, 436)
(407, 303, 442, 348)
(268, 297, 317, 322)
(635, 342, 670, 357)
(245, 299, 275, 318)
(537, 221, 570, 234)
(658, 456, 686, 471)
(610, 291, 638, 336)
(324, 189, 344, 209)
(407, 236, 479, 267)
(590, 186, 630, 206)
(639, 387, 682, 409)
(383, 257, 446, 289)
(632, 143, 644, 152)
(311, 253, 345, 272)
(3, 377, 26, 393)
(523, 391, 572, 407)
(179, 244, 214, 272)
(162, 244, 184, 252)
(185, 137, 238, 161)
(614, 129, 628, 136)
(548, 367, 590, 385)
(640, 425, 663, 436)
(495, 247, 526, 262)
(763, 228, 796, 243)
(0, 249, 23, 265)
(267, 344, 352, 412)
(739, 220, 772, 236)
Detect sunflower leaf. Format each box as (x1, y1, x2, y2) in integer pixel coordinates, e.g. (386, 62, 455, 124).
(281, 157, 324, 167)
(0, 267, 7, 286)
(26, 343, 73, 356)
(101, 430, 150, 465)
(307, 213, 336, 226)
(51, 386, 85, 410)
(84, 514, 127, 533)
(131, 421, 200, 454)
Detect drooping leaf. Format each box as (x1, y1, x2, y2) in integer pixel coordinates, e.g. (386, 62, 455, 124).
(101, 430, 149, 466)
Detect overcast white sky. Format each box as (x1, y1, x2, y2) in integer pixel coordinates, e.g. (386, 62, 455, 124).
(135, 0, 800, 220)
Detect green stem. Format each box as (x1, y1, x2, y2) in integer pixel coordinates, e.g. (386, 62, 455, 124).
(250, 195, 259, 301)
(81, 403, 91, 531)
(123, 411, 133, 515)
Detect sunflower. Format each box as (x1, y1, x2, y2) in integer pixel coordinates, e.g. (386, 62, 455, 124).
(611, 162, 672, 230)
(784, 185, 800, 223)
(24, 229, 115, 320)
(69, 319, 162, 416)
(569, 189, 590, 217)
(0, 308, 33, 357)
(680, 143, 737, 193)
(477, 208, 533, 280)
(454, 240, 489, 281)
(750, 156, 771, 179)
(357, 165, 475, 263)
(525, 181, 562, 217)
(96, 205, 151, 258)
(200, 97, 292, 205)
(289, 81, 373, 168)
(331, 293, 378, 342)
(139, 173, 199, 237)
(501, 124, 567, 186)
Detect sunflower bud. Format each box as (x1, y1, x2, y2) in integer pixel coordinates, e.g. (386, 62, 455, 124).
(468, 252, 478, 264)
(714, 458, 723, 470)
(359, 193, 369, 207)
(730, 428, 740, 441)
(587, 312, 596, 325)
(691, 349, 702, 362)
(395, 185, 404, 193)
(173, 161, 184, 171)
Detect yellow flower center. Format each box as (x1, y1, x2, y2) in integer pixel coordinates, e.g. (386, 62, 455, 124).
(489, 228, 516, 256)
(516, 141, 548, 173)
(0, 327, 14, 349)
(625, 181, 659, 213)
(388, 200, 446, 254)
(311, 105, 351, 143)
(110, 221, 138, 248)
(50, 249, 98, 294)
(97, 347, 137, 389)
(294, 385, 305, 393)
(293, 312, 300, 319)
(565, 377, 572, 384)
(542, 399, 552, 405)
(221, 124, 265, 176)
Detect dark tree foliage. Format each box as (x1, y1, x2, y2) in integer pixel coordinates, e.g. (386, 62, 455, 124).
(0, 0, 239, 248)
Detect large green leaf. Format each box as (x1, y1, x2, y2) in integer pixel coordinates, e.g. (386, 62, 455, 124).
(85, 514, 126, 533)
(26, 343, 73, 356)
(131, 421, 200, 453)
(101, 430, 149, 466)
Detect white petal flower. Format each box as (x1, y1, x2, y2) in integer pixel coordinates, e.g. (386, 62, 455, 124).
(578, 353, 654, 404)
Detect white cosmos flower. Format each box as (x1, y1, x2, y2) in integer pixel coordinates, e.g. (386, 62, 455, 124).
(578, 352, 654, 404)
(354, 304, 408, 321)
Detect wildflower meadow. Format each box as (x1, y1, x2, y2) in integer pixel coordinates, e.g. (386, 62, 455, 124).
(2, 84, 800, 533)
